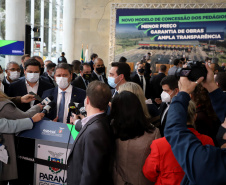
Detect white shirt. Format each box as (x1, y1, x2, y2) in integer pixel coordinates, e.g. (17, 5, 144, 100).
(73, 112, 104, 128)
(137, 73, 146, 94)
(25, 80, 39, 107)
(57, 85, 73, 123)
(161, 102, 170, 124)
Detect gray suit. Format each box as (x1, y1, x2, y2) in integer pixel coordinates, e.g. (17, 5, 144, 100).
(0, 100, 40, 181)
(167, 66, 179, 76)
(67, 113, 114, 185)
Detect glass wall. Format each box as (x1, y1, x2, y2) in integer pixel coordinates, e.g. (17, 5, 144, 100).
(0, 0, 5, 40)
(26, 0, 64, 63)
(0, 0, 6, 67)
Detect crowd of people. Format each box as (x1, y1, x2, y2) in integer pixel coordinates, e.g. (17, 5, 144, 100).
(0, 51, 225, 185)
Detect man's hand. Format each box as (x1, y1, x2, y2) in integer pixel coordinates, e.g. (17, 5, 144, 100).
(53, 116, 58, 122)
(37, 103, 44, 111)
(201, 63, 218, 93)
(179, 76, 204, 94)
(70, 113, 80, 125)
(154, 98, 162, 104)
(21, 94, 35, 103)
(31, 113, 45, 122)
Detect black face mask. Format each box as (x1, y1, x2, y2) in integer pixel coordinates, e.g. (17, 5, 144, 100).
(83, 74, 91, 81)
(96, 67, 105, 74)
(138, 68, 145, 74)
(40, 68, 44, 75)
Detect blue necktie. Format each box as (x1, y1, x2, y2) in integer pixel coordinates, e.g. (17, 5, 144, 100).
(58, 91, 66, 123)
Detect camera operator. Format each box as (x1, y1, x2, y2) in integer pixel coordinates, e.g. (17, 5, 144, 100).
(164, 63, 226, 184)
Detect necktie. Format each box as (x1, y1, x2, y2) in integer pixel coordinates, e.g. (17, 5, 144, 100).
(99, 75, 102, 81)
(140, 76, 144, 89)
(85, 80, 89, 86)
(58, 91, 66, 123)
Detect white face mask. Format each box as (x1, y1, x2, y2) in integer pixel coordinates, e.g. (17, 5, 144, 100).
(9, 71, 20, 81)
(51, 71, 55, 77)
(0, 73, 4, 82)
(161, 91, 173, 103)
(26, 73, 40, 83)
(56, 77, 69, 89)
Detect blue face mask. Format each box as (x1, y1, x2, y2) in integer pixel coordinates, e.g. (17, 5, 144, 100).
(108, 76, 120, 88)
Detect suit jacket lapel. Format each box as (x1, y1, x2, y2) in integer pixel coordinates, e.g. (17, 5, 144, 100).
(52, 87, 58, 118)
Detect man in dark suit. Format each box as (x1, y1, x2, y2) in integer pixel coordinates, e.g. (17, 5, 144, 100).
(71, 63, 92, 90)
(158, 75, 179, 136)
(8, 58, 54, 112)
(131, 62, 150, 98)
(41, 62, 57, 86)
(68, 81, 113, 185)
(3, 61, 21, 94)
(88, 53, 98, 72)
(42, 60, 53, 77)
(108, 62, 131, 97)
(42, 63, 86, 123)
(91, 58, 108, 84)
(149, 64, 166, 102)
(19, 54, 30, 77)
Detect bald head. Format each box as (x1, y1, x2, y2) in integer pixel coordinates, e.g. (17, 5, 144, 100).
(93, 58, 105, 74)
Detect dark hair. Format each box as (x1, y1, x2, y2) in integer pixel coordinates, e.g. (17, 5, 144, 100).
(62, 52, 65, 55)
(90, 53, 98, 60)
(110, 91, 155, 141)
(80, 63, 91, 71)
(205, 57, 212, 61)
(31, 56, 42, 61)
(212, 63, 219, 72)
(86, 81, 111, 111)
(111, 62, 131, 81)
(215, 72, 226, 91)
(46, 62, 56, 70)
(21, 54, 30, 61)
(180, 58, 185, 62)
(118, 56, 127, 63)
(160, 75, 178, 90)
(55, 63, 72, 74)
(71, 60, 81, 71)
(160, 64, 167, 72)
(173, 58, 180, 66)
(24, 58, 41, 70)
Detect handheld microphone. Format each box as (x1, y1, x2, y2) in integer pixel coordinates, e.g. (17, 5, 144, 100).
(41, 102, 56, 115)
(29, 91, 43, 102)
(67, 102, 77, 123)
(79, 107, 87, 117)
(41, 95, 54, 105)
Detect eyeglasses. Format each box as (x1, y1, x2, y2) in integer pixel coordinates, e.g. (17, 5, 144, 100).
(9, 68, 21, 72)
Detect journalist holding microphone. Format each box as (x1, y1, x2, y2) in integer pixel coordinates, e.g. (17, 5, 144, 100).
(0, 91, 44, 184)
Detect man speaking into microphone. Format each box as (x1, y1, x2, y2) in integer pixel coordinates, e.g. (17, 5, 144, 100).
(42, 63, 86, 123)
(67, 81, 113, 185)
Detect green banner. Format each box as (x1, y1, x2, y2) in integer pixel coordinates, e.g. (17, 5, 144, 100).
(0, 40, 17, 47)
(119, 12, 226, 24)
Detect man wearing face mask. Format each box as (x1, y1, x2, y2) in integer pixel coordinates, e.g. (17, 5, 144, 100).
(42, 62, 57, 87)
(71, 63, 92, 90)
(8, 59, 54, 112)
(42, 63, 86, 123)
(91, 58, 108, 84)
(108, 62, 131, 97)
(131, 62, 151, 98)
(31, 56, 45, 76)
(3, 62, 21, 95)
(159, 75, 179, 136)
